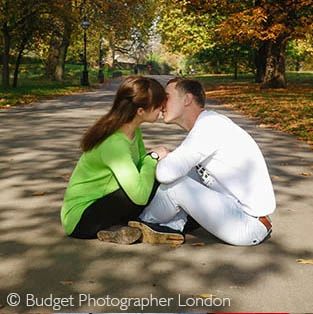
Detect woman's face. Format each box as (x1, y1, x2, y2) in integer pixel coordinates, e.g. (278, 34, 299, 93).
(141, 106, 163, 123)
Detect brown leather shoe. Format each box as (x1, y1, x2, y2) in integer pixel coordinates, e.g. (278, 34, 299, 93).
(128, 221, 185, 245)
(97, 226, 141, 244)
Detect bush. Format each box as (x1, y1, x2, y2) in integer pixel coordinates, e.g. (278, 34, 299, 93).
(112, 71, 123, 78)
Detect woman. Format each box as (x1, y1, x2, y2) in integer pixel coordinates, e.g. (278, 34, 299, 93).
(61, 76, 168, 244)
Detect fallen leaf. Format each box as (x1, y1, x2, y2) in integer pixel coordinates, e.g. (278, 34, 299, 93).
(60, 280, 73, 285)
(62, 174, 71, 180)
(258, 124, 270, 128)
(296, 259, 313, 264)
(191, 242, 205, 246)
(271, 175, 281, 180)
(171, 243, 182, 248)
(54, 174, 70, 181)
(300, 171, 312, 176)
(199, 293, 216, 298)
(32, 191, 45, 196)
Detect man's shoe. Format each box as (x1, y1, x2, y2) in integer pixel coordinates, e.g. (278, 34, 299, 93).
(183, 215, 201, 233)
(97, 226, 141, 244)
(128, 221, 185, 245)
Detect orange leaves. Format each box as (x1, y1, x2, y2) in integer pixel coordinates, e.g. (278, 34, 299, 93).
(300, 171, 312, 177)
(297, 259, 313, 265)
(202, 76, 313, 143)
(191, 242, 206, 246)
(271, 175, 281, 181)
(268, 24, 290, 38)
(217, 6, 272, 43)
(31, 191, 45, 196)
(60, 280, 73, 286)
(199, 293, 217, 298)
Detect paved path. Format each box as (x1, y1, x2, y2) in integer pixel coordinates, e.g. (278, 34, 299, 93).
(0, 76, 313, 313)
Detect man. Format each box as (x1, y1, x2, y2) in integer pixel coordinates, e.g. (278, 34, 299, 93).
(130, 77, 276, 246)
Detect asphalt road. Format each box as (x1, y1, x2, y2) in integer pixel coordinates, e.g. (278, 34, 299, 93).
(0, 75, 313, 313)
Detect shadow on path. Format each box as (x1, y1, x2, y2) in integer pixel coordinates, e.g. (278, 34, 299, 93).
(0, 76, 312, 312)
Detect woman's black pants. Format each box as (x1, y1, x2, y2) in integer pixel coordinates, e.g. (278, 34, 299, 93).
(70, 182, 159, 239)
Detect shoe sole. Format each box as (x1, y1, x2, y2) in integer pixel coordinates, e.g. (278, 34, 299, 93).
(128, 221, 184, 245)
(97, 226, 141, 245)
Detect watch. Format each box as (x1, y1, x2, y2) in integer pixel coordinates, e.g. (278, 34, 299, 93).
(148, 151, 159, 160)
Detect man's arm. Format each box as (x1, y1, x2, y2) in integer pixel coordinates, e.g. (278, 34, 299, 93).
(156, 134, 207, 184)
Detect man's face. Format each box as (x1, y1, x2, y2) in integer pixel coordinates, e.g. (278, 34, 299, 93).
(163, 82, 185, 124)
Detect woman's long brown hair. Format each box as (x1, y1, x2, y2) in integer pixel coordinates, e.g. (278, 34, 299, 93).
(80, 76, 166, 152)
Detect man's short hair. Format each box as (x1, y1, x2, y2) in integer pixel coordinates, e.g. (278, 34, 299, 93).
(167, 77, 206, 108)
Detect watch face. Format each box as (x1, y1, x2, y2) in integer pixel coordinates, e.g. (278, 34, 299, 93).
(151, 152, 159, 160)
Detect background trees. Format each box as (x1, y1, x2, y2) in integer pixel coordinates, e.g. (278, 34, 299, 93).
(0, 0, 158, 88)
(1, 0, 313, 89)
(0, 0, 51, 88)
(94, 0, 157, 68)
(158, 0, 313, 88)
(44, 0, 78, 82)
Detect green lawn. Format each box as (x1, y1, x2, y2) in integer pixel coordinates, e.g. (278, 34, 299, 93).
(0, 63, 130, 108)
(196, 72, 313, 145)
(1, 66, 313, 146)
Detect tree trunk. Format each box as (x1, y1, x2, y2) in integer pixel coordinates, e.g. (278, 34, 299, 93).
(254, 42, 268, 83)
(13, 45, 24, 88)
(261, 36, 288, 89)
(55, 2, 72, 82)
(13, 35, 29, 88)
(45, 29, 62, 81)
(233, 54, 238, 80)
(2, 24, 10, 89)
(55, 21, 71, 81)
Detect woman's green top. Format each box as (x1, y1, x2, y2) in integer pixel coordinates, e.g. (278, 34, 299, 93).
(61, 128, 157, 235)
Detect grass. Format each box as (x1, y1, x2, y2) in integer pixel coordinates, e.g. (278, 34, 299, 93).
(1, 65, 313, 146)
(0, 63, 131, 108)
(196, 72, 313, 146)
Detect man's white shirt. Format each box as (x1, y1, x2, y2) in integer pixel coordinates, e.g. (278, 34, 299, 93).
(156, 110, 276, 217)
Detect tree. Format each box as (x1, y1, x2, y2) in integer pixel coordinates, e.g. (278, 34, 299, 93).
(157, 0, 252, 76)
(286, 35, 313, 71)
(188, 0, 313, 88)
(158, 0, 313, 88)
(13, 13, 41, 88)
(97, 0, 158, 68)
(0, 0, 52, 88)
(157, 1, 217, 56)
(45, 0, 78, 81)
(64, 0, 157, 72)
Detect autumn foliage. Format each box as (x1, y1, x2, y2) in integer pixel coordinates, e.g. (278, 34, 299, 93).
(199, 74, 313, 145)
(159, 0, 313, 88)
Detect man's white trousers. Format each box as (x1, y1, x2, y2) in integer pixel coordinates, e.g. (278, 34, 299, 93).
(140, 175, 271, 246)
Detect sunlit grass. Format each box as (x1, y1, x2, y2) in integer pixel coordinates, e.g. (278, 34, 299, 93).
(197, 72, 313, 144)
(2, 66, 312, 146)
(0, 63, 124, 108)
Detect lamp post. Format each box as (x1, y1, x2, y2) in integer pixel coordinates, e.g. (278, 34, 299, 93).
(98, 37, 104, 83)
(81, 18, 89, 86)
